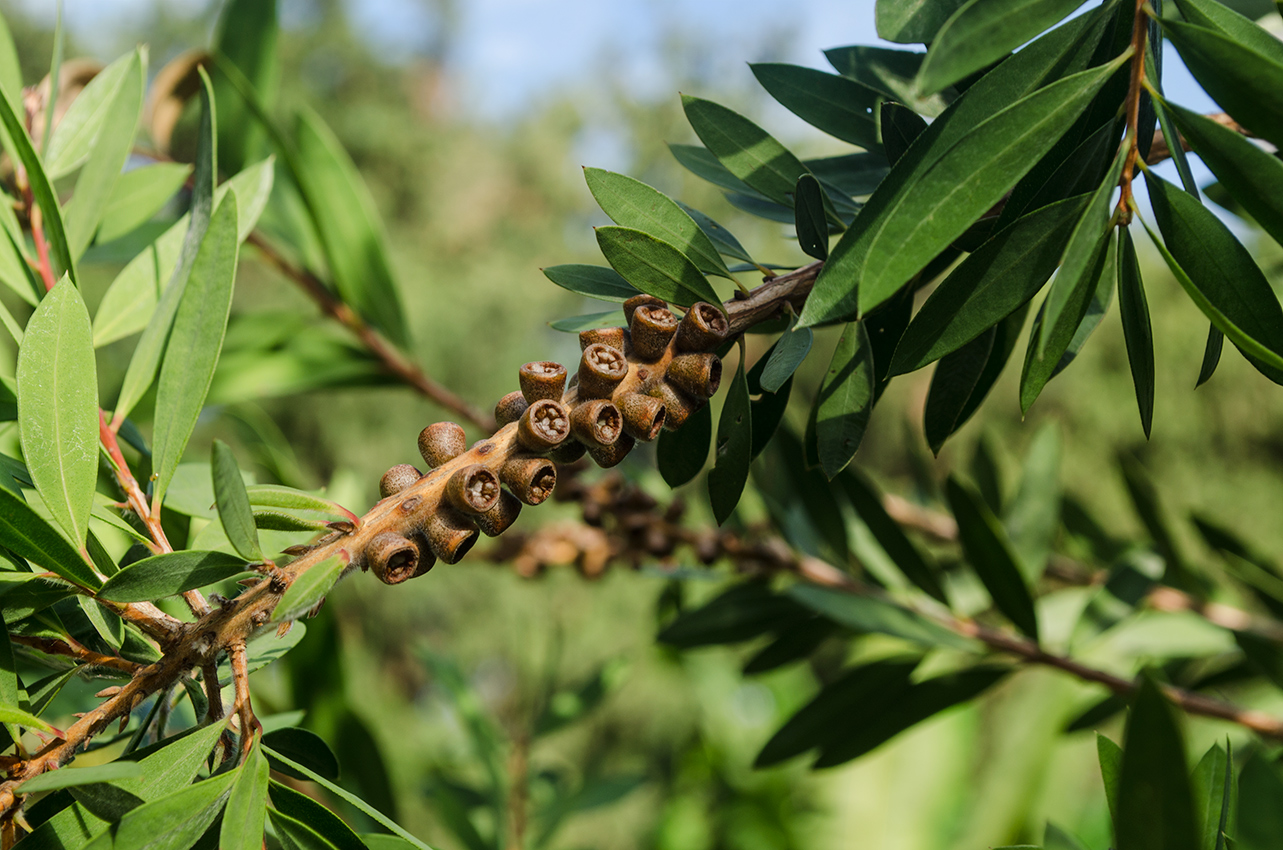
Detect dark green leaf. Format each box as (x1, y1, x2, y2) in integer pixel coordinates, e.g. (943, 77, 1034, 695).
(294, 108, 408, 347)
(876, 0, 969, 43)
(21, 763, 144, 795)
(760, 319, 813, 393)
(946, 476, 1039, 639)
(756, 428, 849, 561)
(816, 322, 874, 479)
(1152, 98, 1198, 199)
(1116, 675, 1199, 850)
(0, 487, 99, 589)
(270, 782, 365, 850)
(1174, 0, 1283, 62)
(788, 584, 975, 650)
(595, 226, 722, 308)
(1021, 228, 1116, 413)
(825, 45, 953, 116)
(657, 404, 711, 488)
(1145, 172, 1283, 373)
(107, 772, 235, 850)
(742, 619, 833, 674)
(0, 618, 14, 710)
(997, 115, 1120, 229)
(750, 63, 881, 149)
(97, 551, 249, 603)
(272, 553, 346, 622)
(150, 192, 240, 508)
(749, 373, 791, 461)
(1237, 753, 1283, 850)
(707, 357, 752, 524)
(96, 163, 192, 245)
(17, 277, 98, 547)
(585, 168, 733, 279)
(917, 0, 1088, 95)
(1098, 732, 1124, 827)
(263, 728, 339, 782)
(837, 469, 946, 603)
(540, 264, 639, 302)
(220, 739, 269, 850)
(890, 193, 1090, 374)
(658, 581, 809, 648)
(880, 103, 927, 166)
(804, 152, 890, 197)
(681, 95, 810, 207)
(793, 174, 829, 261)
(1117, 228, 1155, 437)
(674, 201, 755, 264)
(269, 809, 340, 850)
(1003, 423, 1062, 581)
(1191, 741, 1236, 850)
(210, 441, 261, 561)
(667, 143, 766, 199)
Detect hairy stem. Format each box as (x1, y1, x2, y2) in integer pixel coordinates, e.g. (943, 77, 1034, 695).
(1115, 0, 1151, 224)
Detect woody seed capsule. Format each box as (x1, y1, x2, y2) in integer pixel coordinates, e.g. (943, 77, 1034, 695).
(667, 353, 722, 399)
(445, 464, 502, 515)
(517, 399, 571, 451)
(587, 433, 636, 469)
(643, 377, 699, 430)
(368, 532, 422, 585)
(579, 326, 626, 351)
(570, 399, 622, 448)
(623, 293, 666, 326)
(549, 439, 588, 464)
(418, 422, 467, 468)
(379, 464, 421, 498)
(578, 344, 629, 399)
(423, 509, 480, 564)
(618, 392, 666, 441)
(476, 490, 523, 537)
(629, 305, 679, 360)
(494, 391, 529, 428)
(501, 456, 558, 505)
(675, 302, 729, 352)
(518, 361, 567, 404)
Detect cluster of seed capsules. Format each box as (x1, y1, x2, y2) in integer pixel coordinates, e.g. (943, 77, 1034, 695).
(352, 294, 729, 586)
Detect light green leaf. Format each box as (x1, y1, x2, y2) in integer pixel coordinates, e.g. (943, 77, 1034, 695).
(21, 762, 143, 794)
(272, 553, 347, 622)
(681, 95, 810, 207)
(97, 551, 249, 603)
(815, 322, 873, 479)
(221, 739, 270, 850)
(151, 192, 240, 508)
(541, 264, 639, 302)
(244, 485, 353, 520)
(0, 703, 52, 731)
(749, 63, 881, 149)
(595, 226, 722, 307)
(63, 48, 144, 261)
(109, 771, 236, 850)
(585, 168, 734, 279)
(0, 15, 22, 126)
(917, 0, 1088, 95)
(1191, 741, 1236, 850)
(96, 163, 192, 245)
(43, 51, 133, 179)
(211, 0, 279, 174)
(17, 277, 97, 548)
(213, 440, 262, 561)
(707, 357, 752, 525)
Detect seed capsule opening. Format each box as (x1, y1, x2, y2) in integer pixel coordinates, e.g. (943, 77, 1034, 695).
(518, 361, 568, 404)
(623, 293, 666, 325)
(501, 456, 558, 505)
(676, 301, 730, 352)
(517, 399, 571, 451)
(369, 532, 422, 585)
(424, 510, 480, 564)
(578, 343, 629, 399)
(446, 464, 502, 514)
(570, 399, 622, 448)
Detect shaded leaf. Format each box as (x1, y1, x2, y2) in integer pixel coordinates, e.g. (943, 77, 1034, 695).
(540, 264, 638, 302)
(21, 763, 143, 795)
(549, 310, 626, 333)
(97, 551, 248, 603)
(837, 469, 946, 602)
(1117, 227, 1155, 437)
(272, 553, 347, 622)
(946, 476, 1039, 639)
(750, 63, 881, 149)
(657, 403, 711, 488)
(816, 322, 874, 479)
(707, 358, 752, 524)
(825, 45, 953, 116)
(793, 174, 829, 261)
(0, 704, 52, 731)
(876, 0, 969, 43)
(674, 201, 755, 264)
(1004, 423, 1062, 581)
(658, 581, 809, 648)
(1191, 741, 1236, 850)
(263, 728, 340, 782)
(0, 487, 99, 589)
(788, 583, 974, 650)
(211, 0, 279, 174)
(1237, 753, 1283, 850)
(17, 277, 98, 547)
(212, 440, 262, 561)
(270, 782, 365, 850)
(1116, 675, 1199, 850)
(667, 143, 766, 199)
(595, 226, 721, 308)
(880, 103, 927, 166)
(760, 318, 812, 393)
(107, 773, 235, 850)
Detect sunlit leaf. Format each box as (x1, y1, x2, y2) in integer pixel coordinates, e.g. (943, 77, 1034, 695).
(211, 0, 279, 174)
(788, 584, 972, 649)
(213, 440, 262, 561)
(21, 762, 143, 794)
(825, 45, 953, 116)
(595, 226, 722, 307)
(272, 553, 347, 622)
(681, 95, 810, 207)
(97, 551, 249, 603)
(96, 162, 191, 245)
(750, 63, 881, 149)
(875, 0, 969, 43)
(220, 738, 269, 850)
(108, 771, 236, 850)
(675, 201, 756, 264)
(1191, 741, 1236, 850)
(1098, 732, 1123, 825)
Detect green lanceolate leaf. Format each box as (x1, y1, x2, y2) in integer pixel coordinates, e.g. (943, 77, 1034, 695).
(63, 48, 144, 261)
(1021, 228, 1116, 412)
(1152, 98, 1198, 199)
(21, 762, 143, 794)
(876, 0, 969, 43)
(109, 771, 236, 850)
(1098, 732, 1123, 825)
(1237, 753, 1283, 850)
(112, 68, 218, 422)
(657, 403, 711, 488)
(212, 440, 262, 561)
(681, 95, 810, 207)
(294, 107, 409, 347)
(1198, 325, 1224, 388)
(815, 322, 874, 479)
(880, 103, 928, 166)
(1162, 19, 1283, 149)
(1168, 102, 1283, 250)
(890, 193, 1090, 374)
(221, 739, 270, 850)
(668, 143, 766, 198)
(658, 581, 809, 649)
(97, 551, 249, 602)
(270, 782, 365, 850)
(151, 192, 240, 508)
(0, 488, 97, 587)
(1039, 149, 1125, 357)
(1116, 675, 1199, 850)
(0, 619, 14, 710)
(837, 469, 946, 602)
(0, 704, 52, 731)
(263, 728, 340, 782)
(1174, 0, 1283, 62)
(789, 584, 972, 649)
(675, 201, 756, 264)
(946, 476, 1039, 640)
(1145, 172, 1283, 372)
(707, 356, 752, 524)
(541, 264, 639, 302)
(273, 552, 347, 622)
(1003, 423, 1062, 582)
(244, 485, 354, 520)
(269, 807, 340, 850)
(1117, 228, 1155, 437)
(584, 168, 733, 279)
(825, 45, 953, 116)
(595, 226, 721, 308)
(96, 162, 192, 245)
(749, 63, 881, 150)
(212, 0, 279, 174)
(760, 317, 813, 393)
(1191, 741, 1236, 850)
(917, 0, 1088, 95)
(793, 174, 829, 261)
(16, 277, 97, 548)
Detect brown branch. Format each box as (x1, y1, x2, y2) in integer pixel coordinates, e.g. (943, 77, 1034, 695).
(229, 642, 258, 759)
(9, 635, 143, 676)
(245, 232, 496, 432)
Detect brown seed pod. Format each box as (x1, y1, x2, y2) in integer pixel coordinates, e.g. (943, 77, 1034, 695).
(618, 392, 666, 441)
(629, 305, 679, 360)
(423, 509, 480, 564)
(418, 422, 467, 468)
(517, 399, 571, 451)
(501, 456, 558, 505)
(587, 433, 636, 468)
(578, 344, 629, 399)
(379, 464, 421, 498)
(476, 490, 523, 537)
(643, 378, 700, 430)
(667, 353, 722, 399)
(579, 326, 626, 351)
(494, 391, 530, 428)
(368, 532, 423, 585)
(445, 464, 501, 515)
(549, 439, 588, 464)
(675, 301, 729, 352)
(623, 293, 666, 325)
(518, 361, 567, 404)
(570, 399, 622, 448)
